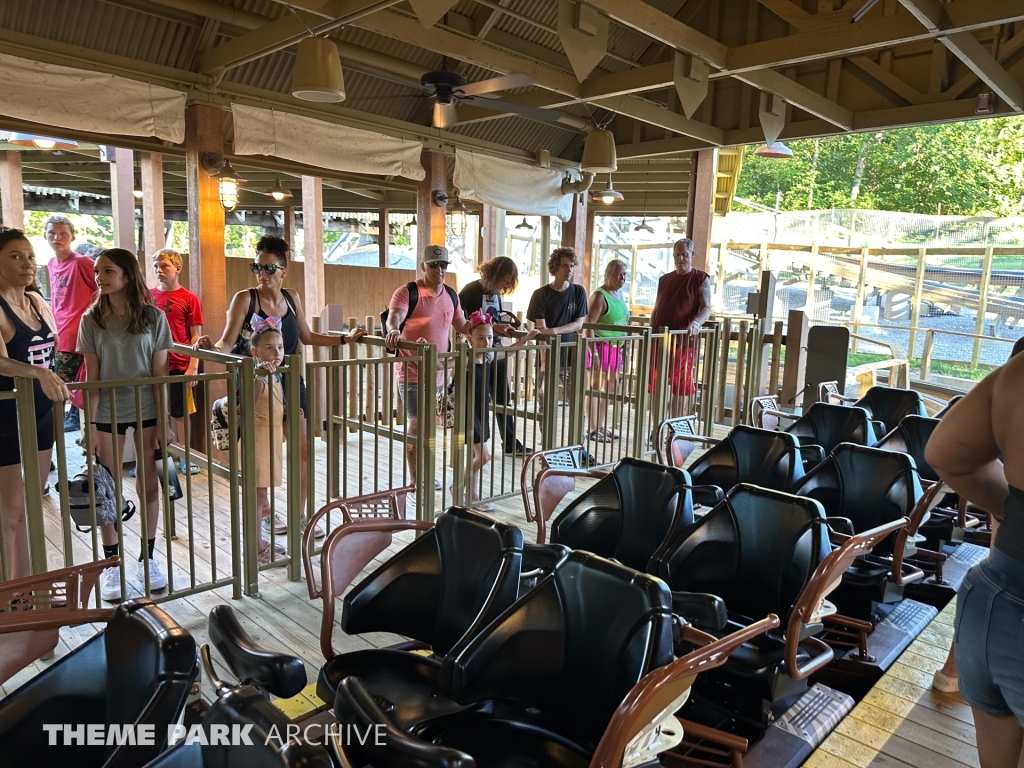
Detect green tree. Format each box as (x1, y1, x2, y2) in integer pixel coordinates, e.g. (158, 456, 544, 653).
(737, 116, 1024, 216)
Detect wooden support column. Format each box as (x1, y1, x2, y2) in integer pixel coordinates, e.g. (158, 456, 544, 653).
(0, 151, 24, 228)
(302, 175, 325, 327)
(561, 192, 589, 286)
(416, 151, 448, 276)
(378, 206, 389, 268)
(108, 147, 137, 252)
(185, 104, 227, 344)
(141, 153, 164, 274)
(480, 204, 499, 264)
(687, 147, 717, 273)
(283, 205, 296, 250)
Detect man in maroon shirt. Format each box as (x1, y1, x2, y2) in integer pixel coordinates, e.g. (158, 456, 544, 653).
(650, 239, 711, 398)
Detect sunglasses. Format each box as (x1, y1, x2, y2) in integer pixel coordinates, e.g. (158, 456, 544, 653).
(425, 261, 450, 270)
(250, 262, 281, 275)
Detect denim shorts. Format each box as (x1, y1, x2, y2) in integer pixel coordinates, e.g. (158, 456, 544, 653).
(955, 547, 1024, 724)
(397, 382, 441, 420)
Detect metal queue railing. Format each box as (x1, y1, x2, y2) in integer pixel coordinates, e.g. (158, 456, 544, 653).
(6, 317, 743, 603)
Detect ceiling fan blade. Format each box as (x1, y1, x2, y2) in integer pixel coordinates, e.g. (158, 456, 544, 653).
(433, 102, 459, 129)
(458, 72, 535, 97)
(458, 96, 588, 131)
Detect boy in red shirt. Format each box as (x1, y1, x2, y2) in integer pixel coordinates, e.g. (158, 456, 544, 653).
(151, 249, 204, 474)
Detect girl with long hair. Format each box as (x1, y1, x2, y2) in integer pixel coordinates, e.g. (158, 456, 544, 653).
(0, 228, 69, 579)
(79, 248, 173, 601)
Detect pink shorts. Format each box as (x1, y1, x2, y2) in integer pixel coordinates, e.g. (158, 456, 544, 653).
(586, 340, 625, 372)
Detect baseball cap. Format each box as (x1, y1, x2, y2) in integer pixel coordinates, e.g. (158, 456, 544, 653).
(422, 244, 450, 265)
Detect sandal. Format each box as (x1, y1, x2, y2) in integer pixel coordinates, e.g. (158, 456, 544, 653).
(600, 427, 620, 440)
(257, 539, 287, 565)
(588, 430, 613, 444)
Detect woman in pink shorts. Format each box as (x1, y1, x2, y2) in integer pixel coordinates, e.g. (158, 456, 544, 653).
(583, 260, 629, 443)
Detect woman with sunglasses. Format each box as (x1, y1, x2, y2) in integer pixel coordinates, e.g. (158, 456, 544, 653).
(196, 235, 366, 537)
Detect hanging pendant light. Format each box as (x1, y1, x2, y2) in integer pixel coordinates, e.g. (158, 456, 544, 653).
(514, 217, 534, 231)
(593, 173, 623, 205)
(9, 133, 79, 151)
(581, 128, 617, 174)
(634, 191, 654, 233)
(291, 37, 346, 103)
(754, 141, 794, 159)
(265, 174, 293, 201)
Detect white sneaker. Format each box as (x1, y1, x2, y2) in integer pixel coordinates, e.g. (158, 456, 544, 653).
(100, 566, 122, 602)
(261, 513, 288, 534)
(932, 668, 959, 693)
(137, 558, 167, 591)
(301, 515, 326, 539)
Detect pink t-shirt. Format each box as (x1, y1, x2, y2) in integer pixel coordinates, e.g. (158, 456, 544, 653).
(389, 281, 460, 385)
(48, 253, 98, 353)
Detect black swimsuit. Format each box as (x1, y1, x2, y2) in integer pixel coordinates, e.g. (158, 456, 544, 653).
(997, 485, 1024, 564)
(0, 292, 56, 464)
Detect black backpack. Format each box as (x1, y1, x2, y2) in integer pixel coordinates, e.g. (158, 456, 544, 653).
(381, 282, 458, 348)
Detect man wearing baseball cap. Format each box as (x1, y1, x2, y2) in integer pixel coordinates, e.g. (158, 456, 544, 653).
(385, 245, 473, 484)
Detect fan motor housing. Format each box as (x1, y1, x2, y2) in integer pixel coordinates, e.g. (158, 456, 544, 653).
(421, 70, 468, 104)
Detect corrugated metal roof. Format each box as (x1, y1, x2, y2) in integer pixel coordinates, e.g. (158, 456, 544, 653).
(448, 114, 578, 157)
(0, 0, 200, 70)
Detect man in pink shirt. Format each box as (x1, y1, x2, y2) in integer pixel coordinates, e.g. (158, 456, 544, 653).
(385, 245, 472, 483)
(45, 215, 98, 432)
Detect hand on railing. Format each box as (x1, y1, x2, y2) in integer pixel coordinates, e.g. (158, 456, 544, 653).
(344, 327, 368, 345)
(35, 367, 71, 402)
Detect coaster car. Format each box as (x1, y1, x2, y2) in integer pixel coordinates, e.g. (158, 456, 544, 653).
(819, 384, 927, 435)
(333, 549, 780, 768)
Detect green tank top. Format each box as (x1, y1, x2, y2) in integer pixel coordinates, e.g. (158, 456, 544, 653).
(595, 287, 628, 337)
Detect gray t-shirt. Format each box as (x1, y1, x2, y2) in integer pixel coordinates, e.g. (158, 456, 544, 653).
(77, 307, 174, 424)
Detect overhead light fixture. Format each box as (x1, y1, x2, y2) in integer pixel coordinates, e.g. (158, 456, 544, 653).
(201, 152, 246, 212)
(133, 170, 144, 200)
(594, 174, 623, 205)
(754, 141, 794, 159)
(9, 133, 79, 151)
(410, 215, 417, 227)
(265, 174, 293, 201)
(515, 217, 534, 231)
(291, 36, 346, 103)
(581, 128, 617, 174)
(634, 192, 654, 233)
(448, 189, 468, 238)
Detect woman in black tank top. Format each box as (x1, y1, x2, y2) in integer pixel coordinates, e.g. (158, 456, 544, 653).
(927, 352, 1024, 767)
(0, 228, 70, 578)
(195, 235, 366, 537)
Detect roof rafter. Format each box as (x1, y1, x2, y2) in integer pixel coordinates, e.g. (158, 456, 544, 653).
(199, 0, 400, 75)
(897, 0, 1024, 113)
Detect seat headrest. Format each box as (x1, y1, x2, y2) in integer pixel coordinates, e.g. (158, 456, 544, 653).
(104, 600, 197, 745)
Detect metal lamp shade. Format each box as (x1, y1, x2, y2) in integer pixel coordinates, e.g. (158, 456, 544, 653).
(581, 129, 617, 174)
(291, 37, 346, 103)
(753, 141, 794, 159)
(9, 133, 79, 150)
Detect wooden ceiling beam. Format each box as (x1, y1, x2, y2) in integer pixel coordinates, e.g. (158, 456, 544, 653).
(732, 68, 854, 129)
(897, 0, 1024, 112)
(726, 0, 1024, 73)
(199, 0, 401, 75)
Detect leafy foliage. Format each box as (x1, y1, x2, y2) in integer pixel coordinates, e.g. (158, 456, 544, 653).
(738, 117, 1024, 216)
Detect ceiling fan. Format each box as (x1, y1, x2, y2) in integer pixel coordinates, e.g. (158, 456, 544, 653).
(386, 59, 588, 131)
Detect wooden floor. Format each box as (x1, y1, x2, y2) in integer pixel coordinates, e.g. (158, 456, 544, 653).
(1, 428, 984, 768)
(806, 601, 980, 768)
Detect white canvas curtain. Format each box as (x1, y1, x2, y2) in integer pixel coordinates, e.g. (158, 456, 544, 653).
(0, 53, 186, 143)
(453, 151, 573, 221)
(231, 105, 425, 180)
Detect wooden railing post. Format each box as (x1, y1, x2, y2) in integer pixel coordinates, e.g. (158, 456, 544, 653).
(972, 245, 995, 367)
(920, 330, 935, 381)
(908, 247, 927, 363)
(851, 246, 869, 353)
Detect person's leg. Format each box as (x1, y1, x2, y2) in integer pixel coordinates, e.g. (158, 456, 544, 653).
(406, 415, 419, 480)
(972, 709, 1023, 768)
(0, 462, 30, 579)
(138, 425, 161, 542)
(399, 382, 420, 481)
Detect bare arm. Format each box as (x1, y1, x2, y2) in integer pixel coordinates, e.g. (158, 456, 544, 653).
(83, 351, 100, 445)
(196, 290, 250, 352)
(288, 290, 365, 347)
(583, 291, 608, 338)
(690, 277, 712, 333)
(151, 348, 169, 448)
(0, 297, 69, 401)
(451, 313, 473, 337)
(186, 324, 202, 377)
(926, 366, 1009, 519)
